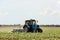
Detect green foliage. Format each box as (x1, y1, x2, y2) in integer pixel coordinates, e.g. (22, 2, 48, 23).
(0, 27, 60, 40)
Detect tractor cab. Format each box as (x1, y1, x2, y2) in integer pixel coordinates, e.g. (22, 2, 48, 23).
(25, 19, 37, 25)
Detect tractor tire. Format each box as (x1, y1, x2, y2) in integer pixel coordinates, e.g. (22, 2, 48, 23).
(36, 25, 43, 33)
(37, 28, 43, 33)
(24, 27, 28, 32)
(23, 25, 28, 32)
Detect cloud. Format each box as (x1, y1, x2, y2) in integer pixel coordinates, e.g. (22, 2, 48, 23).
(40, 11, 48, 16)
(4, 12, 8, 15)
(52, 10, 60, 15)
(39, 8, 60, 17)
(0, 12, 8, 17)
(57, 1, 60, 4)
(39, 8, 49, 16)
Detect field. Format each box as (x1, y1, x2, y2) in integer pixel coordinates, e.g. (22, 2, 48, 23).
(0, 27, 60, 40)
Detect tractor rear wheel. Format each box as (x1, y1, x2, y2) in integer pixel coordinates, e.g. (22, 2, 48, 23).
(37, 28, 43, 33)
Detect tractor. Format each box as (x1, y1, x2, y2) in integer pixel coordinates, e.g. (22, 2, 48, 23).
(11, 19, 43, 33)
(23, 19, 43, 33)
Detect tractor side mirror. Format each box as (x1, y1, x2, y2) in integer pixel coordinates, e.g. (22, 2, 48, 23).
(37, 20, 38, 23)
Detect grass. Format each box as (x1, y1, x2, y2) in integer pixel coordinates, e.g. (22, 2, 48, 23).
(0, 27, 60, 40)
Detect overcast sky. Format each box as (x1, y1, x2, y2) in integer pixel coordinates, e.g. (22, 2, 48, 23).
(0, 0, 60, 25)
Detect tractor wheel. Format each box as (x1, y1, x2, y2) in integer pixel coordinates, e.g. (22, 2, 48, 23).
(24, 27, 28, 32)
(37, 28, 43, 33)
(23, 25, 28, 32)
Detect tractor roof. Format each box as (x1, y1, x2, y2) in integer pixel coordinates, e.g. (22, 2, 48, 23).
(25, 19, 36, 22)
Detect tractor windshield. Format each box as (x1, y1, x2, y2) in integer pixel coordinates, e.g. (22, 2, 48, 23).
(33, 21, 36, 25)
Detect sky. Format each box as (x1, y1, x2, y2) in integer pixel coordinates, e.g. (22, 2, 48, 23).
(0, 0, 60, 25)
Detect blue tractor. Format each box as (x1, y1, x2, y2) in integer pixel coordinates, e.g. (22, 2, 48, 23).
(23, 19, 43, 33)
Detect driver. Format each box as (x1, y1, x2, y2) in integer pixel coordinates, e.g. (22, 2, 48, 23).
(32, 21, 37, 30)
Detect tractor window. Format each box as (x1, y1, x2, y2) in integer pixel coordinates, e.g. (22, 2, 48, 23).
(25, 22, 29, 25)
(33, 21, 36, 25)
